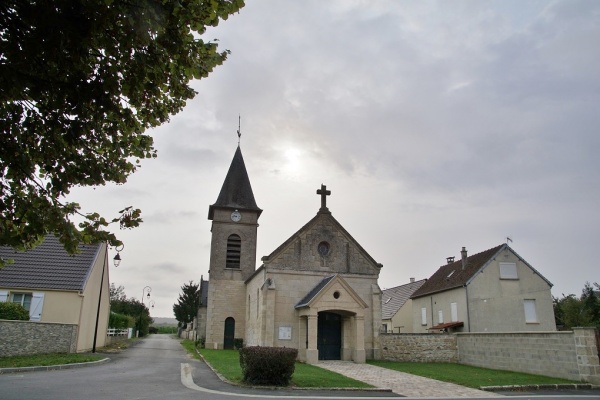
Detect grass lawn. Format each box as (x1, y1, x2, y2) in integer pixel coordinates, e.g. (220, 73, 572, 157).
(367, 360, 577, 389)
(180, 340, 372, 388)
(0, 353, 105, 368)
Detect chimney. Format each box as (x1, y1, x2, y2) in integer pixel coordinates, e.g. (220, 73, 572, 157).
(446, 256, 455, 264)
(410, 277, 415, 283)
(461, 247, 468, 270)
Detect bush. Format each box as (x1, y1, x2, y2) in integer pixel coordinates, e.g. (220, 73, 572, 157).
(196, 337, 206, 349)
(148, 326, 158, 334)
(0, 302, 30, 320)
(234, 338, 244, 350)
(239, 346, 298, 386)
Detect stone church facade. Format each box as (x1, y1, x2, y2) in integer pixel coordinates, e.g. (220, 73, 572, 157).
(198, 146, 383, 364)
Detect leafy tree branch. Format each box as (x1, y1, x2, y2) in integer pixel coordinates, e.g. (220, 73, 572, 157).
(0, 0, 245, 260)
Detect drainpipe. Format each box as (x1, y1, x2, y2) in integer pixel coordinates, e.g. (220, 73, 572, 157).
(465, 284, 471, 332)
(430, 296, 434, 328)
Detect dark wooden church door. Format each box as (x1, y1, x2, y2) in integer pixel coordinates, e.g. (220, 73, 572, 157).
(224, 317, 235, 349)
(318, 312, 342, 360)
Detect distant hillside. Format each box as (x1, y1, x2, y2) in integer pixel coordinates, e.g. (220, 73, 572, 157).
(152, 317, 178, 326)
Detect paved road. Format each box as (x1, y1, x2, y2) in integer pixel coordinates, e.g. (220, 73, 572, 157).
(0, 335, 392, 400)
(1, 335, 598, 400)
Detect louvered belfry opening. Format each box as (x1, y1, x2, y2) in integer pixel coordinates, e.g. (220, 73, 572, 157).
(226, 234, 241, 268)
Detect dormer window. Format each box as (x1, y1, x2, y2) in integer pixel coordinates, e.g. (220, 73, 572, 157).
(226, 234, 241, 268)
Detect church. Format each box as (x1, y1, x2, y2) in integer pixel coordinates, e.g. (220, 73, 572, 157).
(197, 145, 383, 364)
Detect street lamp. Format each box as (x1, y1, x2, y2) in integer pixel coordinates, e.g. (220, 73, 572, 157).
(138, 286, 151, 337)
(113, 244, 124, 268)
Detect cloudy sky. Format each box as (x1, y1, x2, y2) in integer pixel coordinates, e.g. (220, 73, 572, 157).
(72, 0, 599, 318)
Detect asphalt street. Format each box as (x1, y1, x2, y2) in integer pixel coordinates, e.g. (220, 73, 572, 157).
(0, 334, 597, 400)
(0, 335, 394, 400)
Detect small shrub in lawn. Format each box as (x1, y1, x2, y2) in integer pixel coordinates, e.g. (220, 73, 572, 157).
(239, 346, 298, 386)
(233, 338, 244, 349)
(0, 302, 29, 320)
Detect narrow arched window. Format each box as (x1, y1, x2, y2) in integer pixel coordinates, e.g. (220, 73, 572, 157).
(226, 234, 241, 268)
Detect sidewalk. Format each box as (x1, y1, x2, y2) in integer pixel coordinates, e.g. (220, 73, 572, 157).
(318, 361, 503, 398)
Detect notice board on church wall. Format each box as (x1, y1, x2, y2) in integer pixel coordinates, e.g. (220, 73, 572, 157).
(278, 326, 292, 340)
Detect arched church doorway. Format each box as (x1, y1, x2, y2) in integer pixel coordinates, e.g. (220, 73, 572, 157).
(317, 312, 341, 360)
(224, 317, 235, 349)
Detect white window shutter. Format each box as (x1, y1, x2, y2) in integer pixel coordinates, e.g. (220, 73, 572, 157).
(451, 302, 458, 322)
(421, 307, 427, 325)
(438, 310, 444, 324)
(499, 262, 518, 279)
(29, 292, 45, 322)
(0, 291, 8, 302)
(524, 299, 537, 323)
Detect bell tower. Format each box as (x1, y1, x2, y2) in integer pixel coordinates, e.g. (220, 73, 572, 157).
(205, 145, 261, 349)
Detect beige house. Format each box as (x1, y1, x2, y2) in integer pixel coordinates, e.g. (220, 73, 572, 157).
(0, 236, 110, 352)
(382, 278, 427, 333)
(200, 146, 383, 364)
(410, 245, 556, 333)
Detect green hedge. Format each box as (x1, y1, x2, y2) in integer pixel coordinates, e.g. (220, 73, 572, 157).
(0, 302, 29, 320)
(108, 312, 134, 329)
(239, 346, 298, 386)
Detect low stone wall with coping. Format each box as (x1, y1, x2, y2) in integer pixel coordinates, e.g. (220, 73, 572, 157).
(457, 328, 600, 384)
(380, 328, 600, 384)
(0, 319, 78, 356)
(380, 333, 458, 362)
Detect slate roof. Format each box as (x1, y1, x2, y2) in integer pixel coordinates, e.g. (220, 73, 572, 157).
(295, 274, 336, 308)
(208, 146, 262, 219)
(411, 244, 506, 299)
(382, 279, 427, 319)
(0, 235, 102, 291)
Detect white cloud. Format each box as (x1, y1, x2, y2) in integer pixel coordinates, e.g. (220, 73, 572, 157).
(68, 0, 600, 316)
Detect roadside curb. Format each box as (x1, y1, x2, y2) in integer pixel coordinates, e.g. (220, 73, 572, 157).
(0, 357, 110, 375)
(481, 383, 600, 392)
(193, 348, 392, 392)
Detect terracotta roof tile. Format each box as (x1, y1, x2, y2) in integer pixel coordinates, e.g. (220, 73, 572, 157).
(411, 244, 505, 298)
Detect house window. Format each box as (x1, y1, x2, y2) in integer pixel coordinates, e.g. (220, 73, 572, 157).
(499, 262, 518, 280)
(421, 307, 427, 325)
(11, 293, 32, 311)
(451, 302, 458, 322)
(524, 299, 538, 323)
(382, 323, 388, 333)
(438, 310, 444, 324)
(226, 234, 241, 268)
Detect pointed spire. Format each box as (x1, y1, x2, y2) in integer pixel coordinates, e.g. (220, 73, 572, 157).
(208, 146, 262, 220)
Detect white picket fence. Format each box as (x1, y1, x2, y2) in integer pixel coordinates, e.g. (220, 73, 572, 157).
(107, 328, 132, 338)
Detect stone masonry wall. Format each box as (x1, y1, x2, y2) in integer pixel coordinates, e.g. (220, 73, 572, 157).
(0, 320, 78, 356)
(380, 333, 458, 362)
(380, 329, 600, 384)
(457, 328, 600, 384)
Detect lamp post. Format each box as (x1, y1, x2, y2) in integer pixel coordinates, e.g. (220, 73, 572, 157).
(138, 286, 151, 337)
(92, 244, 124, 353)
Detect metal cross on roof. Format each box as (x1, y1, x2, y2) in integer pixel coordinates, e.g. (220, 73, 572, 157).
(317, 184, 331, 211)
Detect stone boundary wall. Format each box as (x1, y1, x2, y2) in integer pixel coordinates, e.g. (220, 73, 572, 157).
(457, 328, 600, 384)
(379, 328, 599, 384)
(380, 333, 458, 362)
(0, 320, 78, 356)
